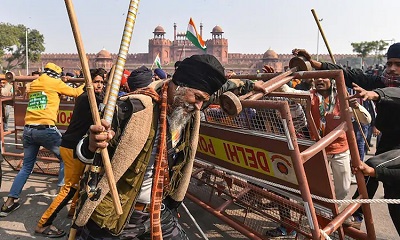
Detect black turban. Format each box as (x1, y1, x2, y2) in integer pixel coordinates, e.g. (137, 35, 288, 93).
(172, 54, 227, 95)
(127, 65, 153, 91)
(387, 42, 400, 59)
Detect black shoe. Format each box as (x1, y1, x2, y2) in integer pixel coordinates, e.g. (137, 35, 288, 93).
(0, 202, 20, 217)
(265, 226, 296, 237)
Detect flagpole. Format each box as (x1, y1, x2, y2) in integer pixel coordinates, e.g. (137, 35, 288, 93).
(178, 40, 186, 61)
(151, 53, 159, 70)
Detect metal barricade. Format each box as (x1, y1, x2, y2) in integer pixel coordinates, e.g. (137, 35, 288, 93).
(188, 70, 375, 240)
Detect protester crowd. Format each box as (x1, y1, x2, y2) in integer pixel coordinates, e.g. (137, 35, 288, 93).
(0, 43, 399, 239)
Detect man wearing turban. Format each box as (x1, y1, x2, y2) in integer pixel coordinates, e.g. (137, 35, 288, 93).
(73, 54, 229, 239)
(127, 65, 153, 92)
(153, 68, 167, 80)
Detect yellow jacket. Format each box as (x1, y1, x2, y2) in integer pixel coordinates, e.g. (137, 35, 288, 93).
(25, 74, 84, 125)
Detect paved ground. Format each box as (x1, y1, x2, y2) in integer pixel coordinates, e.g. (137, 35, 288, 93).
(0, 163, 249, 240)
(1, 141, 399, 240)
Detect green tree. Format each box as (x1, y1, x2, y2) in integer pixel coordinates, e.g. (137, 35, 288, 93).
(351, 40, 390, 66)
(0, 23, 20, 63)
(0, 23, 45, 72)
(371, 40, 389, 64)
(351, 41, 376, 66)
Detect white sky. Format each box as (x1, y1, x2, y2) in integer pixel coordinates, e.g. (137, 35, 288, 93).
(2, 0, 398, 55)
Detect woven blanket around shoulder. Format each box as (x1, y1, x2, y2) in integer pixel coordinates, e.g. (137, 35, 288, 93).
(75, 92, 156, 227)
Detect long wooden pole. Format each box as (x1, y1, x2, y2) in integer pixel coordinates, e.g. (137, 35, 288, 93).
(311, 9, 336, 64)
(353, 107, 370, 151)
(178, 40, 186, 61)
(64, 0, 122, 216)
(103, 65, 116, 105)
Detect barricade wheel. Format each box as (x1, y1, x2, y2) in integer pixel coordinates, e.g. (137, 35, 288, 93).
(219, 91, 242, 117)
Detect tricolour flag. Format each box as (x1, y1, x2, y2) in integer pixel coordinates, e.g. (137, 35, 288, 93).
(186, 18, 206, 51)
(154, 53, 162, 69)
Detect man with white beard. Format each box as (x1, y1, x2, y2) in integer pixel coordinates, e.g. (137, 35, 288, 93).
(73, 54, 228, 240)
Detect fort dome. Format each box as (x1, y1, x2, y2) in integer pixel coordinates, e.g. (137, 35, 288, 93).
(153, 25, 165, 34)
(211, 25, 223, 34)
(263, 49, 278, 59)
(96, 48, 111, 59)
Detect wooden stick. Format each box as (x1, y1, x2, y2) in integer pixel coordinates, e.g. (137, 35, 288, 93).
(178, 40, 186, 61)
(103, 65, 115, 105)
(311, 9, 336, 64)
(64, 0, 122, 216)
(67, 228, 76, 240)
(353, 108, 371, 151)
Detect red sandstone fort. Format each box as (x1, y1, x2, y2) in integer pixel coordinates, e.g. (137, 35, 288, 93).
(8, 24, 369, 75)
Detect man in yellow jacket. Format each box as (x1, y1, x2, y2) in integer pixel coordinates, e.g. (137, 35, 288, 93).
(0, 63, 84, 223)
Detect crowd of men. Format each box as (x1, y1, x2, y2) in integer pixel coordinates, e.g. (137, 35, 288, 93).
(0, 42, 399, 239)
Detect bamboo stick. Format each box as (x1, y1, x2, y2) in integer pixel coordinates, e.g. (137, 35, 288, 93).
(103, 0, 140, 124)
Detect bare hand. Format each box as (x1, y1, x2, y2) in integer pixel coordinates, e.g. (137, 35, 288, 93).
(347, 83, 379, 101)
(292, 49, 312, 61)
(262, 65, 275, 73)
(372, 126, 380, 137)
(226, 70, 236, 79)
(348, 98, 360, 109)
(88, 119, 115, 152)
(352, 162, 376, 177)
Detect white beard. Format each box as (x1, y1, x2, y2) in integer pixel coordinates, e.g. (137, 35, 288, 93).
(167, 106, 194, 133)
(167, 86, 197, 132)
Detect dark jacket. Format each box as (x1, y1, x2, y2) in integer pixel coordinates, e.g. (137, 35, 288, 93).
(61, 91, 104, 149)
(373, 87, 400, 154)
(366, 149, 400, 183)
(321, 62, 386, 90)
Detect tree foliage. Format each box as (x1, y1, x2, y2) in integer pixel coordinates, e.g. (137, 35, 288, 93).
(351, 40, 389, 64)
(372, 40, 389, 63)
(0, 23, 45, 72)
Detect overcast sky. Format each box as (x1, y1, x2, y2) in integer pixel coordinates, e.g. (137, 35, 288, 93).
(2, 0, 398, 55)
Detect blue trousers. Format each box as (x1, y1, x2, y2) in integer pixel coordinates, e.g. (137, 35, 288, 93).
(353, 121, 369, 161)
(8, 126, 64, 198)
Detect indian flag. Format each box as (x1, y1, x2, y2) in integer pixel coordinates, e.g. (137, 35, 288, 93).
(154, 53, 162, 69)
(186, 18, 206, 51)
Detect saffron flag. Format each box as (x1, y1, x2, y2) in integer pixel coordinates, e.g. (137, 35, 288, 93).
(186, 17, 206, 51)
(154, 53, 162, 69)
